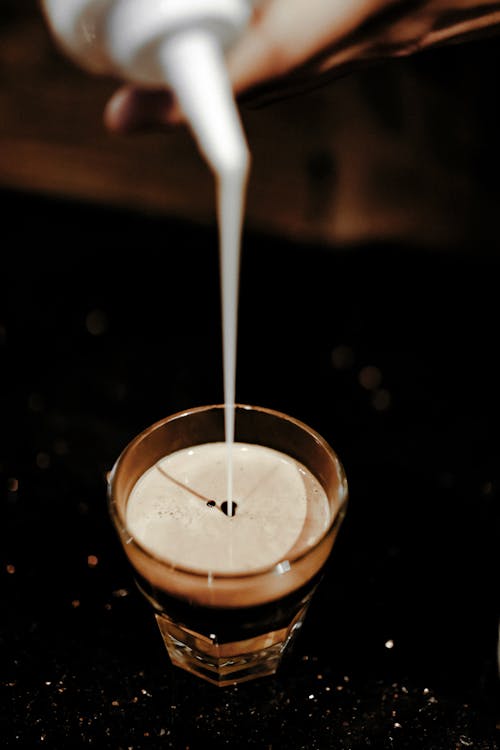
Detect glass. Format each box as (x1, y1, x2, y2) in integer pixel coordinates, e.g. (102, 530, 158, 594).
(107, 404, 348, 687)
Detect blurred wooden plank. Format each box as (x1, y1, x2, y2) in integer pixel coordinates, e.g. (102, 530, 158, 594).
(0, 11, 317, 240)
(0, 2, 493, 249)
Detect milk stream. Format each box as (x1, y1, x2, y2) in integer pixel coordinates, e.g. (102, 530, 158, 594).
(160, 31, 250, 520)
(217, 165, 249, 518)
(39, 0, 255, 551)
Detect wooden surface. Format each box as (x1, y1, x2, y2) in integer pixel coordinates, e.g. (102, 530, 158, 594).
(1, 2, 499, 249)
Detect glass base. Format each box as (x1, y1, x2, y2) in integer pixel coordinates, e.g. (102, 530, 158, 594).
(155, 604, 308, 687)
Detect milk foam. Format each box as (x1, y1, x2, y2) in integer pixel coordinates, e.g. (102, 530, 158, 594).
(126, 442, 330, 574)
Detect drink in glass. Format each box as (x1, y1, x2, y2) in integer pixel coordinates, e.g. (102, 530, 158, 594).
(108, 404, 347, 686)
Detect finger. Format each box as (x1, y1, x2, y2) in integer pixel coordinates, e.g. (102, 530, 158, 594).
(103, 0, 387, 132)
(227, 0, 388, 95)
(104, 85, 183, 133)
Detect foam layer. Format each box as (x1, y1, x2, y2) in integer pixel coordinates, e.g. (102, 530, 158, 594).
(126, 442, 330, 575)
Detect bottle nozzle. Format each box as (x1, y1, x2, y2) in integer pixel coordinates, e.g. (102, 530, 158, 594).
(158, 28, 249, 178)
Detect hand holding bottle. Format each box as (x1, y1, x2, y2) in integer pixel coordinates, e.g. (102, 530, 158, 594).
(105, 0, 500, 132)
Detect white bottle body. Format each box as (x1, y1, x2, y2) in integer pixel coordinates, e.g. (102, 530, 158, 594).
(41, 0, 254, 86)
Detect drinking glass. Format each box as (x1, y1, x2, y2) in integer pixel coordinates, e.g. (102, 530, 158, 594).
(108, 404, 348, 686)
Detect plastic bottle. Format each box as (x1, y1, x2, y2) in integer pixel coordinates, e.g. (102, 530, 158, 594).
(40, 0, 253, 176)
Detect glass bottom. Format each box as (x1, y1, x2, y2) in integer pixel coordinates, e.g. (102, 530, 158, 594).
(155, 603, 309, 687)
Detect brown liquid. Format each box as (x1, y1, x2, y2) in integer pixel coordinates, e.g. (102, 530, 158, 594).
(136, 568, 323, 642)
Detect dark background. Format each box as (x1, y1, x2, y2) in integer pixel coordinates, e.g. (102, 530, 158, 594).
(1, 2, 500, 747)
(1, 186, 499, 748)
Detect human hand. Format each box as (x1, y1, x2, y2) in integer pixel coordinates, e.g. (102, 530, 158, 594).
(104, 0, 500, 132)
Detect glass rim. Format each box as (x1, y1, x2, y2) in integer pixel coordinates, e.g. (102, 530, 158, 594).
(107, 403, 348, 582)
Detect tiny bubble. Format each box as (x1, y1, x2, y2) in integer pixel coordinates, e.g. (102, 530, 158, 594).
(53, 439, 69, 456)
(36, 452, 50, 469)
(87, 555, 98, 568)
(372, 389, 391, 411)
(385, 639, 395, 649)
(113, 383, 127, 401)
(358, 365, 382, 390)
(331, 345, 354, 370)
(85, 309, 108, 336)
(28, 393, 44, 412)
(439, 472, 454, 489)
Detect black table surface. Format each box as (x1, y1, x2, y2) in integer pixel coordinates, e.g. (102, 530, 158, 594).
(1, 189, 499, 748)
